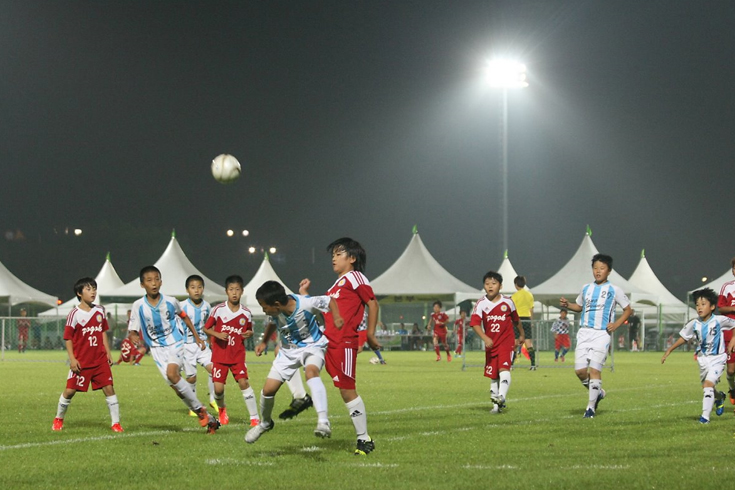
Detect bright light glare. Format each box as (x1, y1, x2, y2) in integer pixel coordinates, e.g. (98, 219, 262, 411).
(269, 247, 277, 254)
(226, 229, 234, 237)
(486, 60, 528, 88)
(242, 230, 249, 237)
(73, 229, 83, 236)
(248, 246, 256, 254)
(701, 276, 708, 283)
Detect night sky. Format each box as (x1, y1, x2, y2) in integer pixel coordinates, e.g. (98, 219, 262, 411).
(2, 1, 734, 303)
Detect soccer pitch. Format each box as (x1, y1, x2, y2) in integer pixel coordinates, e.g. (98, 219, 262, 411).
(1, 351, 733, 490)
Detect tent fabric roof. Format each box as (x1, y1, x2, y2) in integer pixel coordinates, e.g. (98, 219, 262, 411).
(0, 257, 58, 307)
(532, 232, 656, 305)
(629, 251, 687, 307)
(371, 231, 477, 296)
(455, 252, 522, 304)
(101, 234, 226, 303)
(691, 269, 733, 296)
(242, 253, 293, 314)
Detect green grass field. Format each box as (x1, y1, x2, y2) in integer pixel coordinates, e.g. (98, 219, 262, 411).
(1, 350, 733, 490)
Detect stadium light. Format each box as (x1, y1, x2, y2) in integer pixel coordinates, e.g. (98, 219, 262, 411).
(248, 246, 256, 254)
(226, 229, 234, 237)
(242, 230, 250, 237)
(269, 247, 277, 254)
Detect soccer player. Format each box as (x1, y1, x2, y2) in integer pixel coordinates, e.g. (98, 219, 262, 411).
(203, 275, 259, 427)
(127, 266, 220, 434)
(116, 334, 146, 365)
(551, 309, 571, 362)
(662, 288, 735, 423)
(470, 271, 522, 413)
(427, 300, 452, 362)
(512, 276, 536, 370)
(245, 280, 343, 444)
(454, 309, 467, 357)
(17, 308, 30, 354)
(299, 237, 381, 455)
(52, 278, 122, 432)
(180, 275, 218, 417)
(717, 257, 735, 406)
(560, 253, 632, 418)
(357, 312, 386, 364)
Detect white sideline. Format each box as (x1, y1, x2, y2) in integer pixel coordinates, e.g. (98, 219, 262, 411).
(0, 429, 172, 451)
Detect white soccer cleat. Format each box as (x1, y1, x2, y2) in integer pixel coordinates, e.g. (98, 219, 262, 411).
(490, 404, 501, 414)
(314, 421, 332, 438)
(245, 420, 274, 444)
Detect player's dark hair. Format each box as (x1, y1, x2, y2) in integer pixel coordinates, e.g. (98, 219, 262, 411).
(186, 274, 204, 288)
(327, 237, 366, 273)
(139, 265, 161, 283)
(483, 271, 503, 284)
(225, 275, 244, 288)
(514, 275, 526, 288)
(731, 256, 735, 268)
(692, 288, 718, 307)
(433, 300, 442, 308)
(591, 253, 613, 270)
(74, 277, 97, 299)
(255, 280, 289, 306)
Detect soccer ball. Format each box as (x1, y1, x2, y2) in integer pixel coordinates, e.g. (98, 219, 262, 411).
(211, 154, 241, 184)
(369, 356, 380, 365)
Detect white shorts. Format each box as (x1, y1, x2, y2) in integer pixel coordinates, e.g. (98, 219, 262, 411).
(698, 353, 727, 385)
(575, 328, 610, 371)
(183, 342, 213, 378)
(151, 343, 185, 385)
(268, 343, 327, 383)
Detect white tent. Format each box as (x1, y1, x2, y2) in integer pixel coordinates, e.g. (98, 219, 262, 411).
(628, 250, 694, 321)
(242, 252, 293, 315)
(101, 232, 226, 303)
(692, 269, 733, 298)
(0, 257, 58, 312)
(531, 228, 657, 306)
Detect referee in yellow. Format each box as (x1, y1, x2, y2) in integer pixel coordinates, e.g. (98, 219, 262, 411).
(512, 276, 536, 370)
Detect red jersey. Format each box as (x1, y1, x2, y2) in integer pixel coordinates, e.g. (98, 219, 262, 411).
(431, 311, 449, 335)
(718, 280, 735, 320)
(205, 303, 253, 364)
(469, 295, 519, 351)
(454, 318, 466, 332)
(64, 305, 109, 368)
(324, 271, 375, 344)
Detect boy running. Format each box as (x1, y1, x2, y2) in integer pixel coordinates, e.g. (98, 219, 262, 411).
(662, 288, 735, 423)
(470, 271, 522, 413)
(52, 278, 122, 432)
(427, 301, 451, 362)
(551, 309, 571, 362)
(203, 275, 259, 427)
(454, 310, 467, 357)
(560, 253, 632, 418)
(245, 280, 343, 444)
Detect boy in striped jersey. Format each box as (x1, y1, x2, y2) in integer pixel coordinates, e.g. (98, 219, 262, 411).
(662, 288, 735, 423)
(560, 254, 632, 418)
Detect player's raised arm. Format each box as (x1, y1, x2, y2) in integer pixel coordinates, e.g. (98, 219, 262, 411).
(299, 278, 311, 295)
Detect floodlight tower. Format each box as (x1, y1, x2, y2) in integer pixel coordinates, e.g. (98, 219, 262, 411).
(486, 59, 528, 255)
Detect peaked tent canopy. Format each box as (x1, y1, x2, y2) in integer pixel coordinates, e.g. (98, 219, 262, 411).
(371, 229, 477, 300)
(0, 257, 58, 311)
(629, 250, 693, 320)
(101, 232, 226, 303)
(454, 250, 522, 305)
(691, 269, 733, 297)
(242, 252, 294, 315)
(531, 228, 657, 306)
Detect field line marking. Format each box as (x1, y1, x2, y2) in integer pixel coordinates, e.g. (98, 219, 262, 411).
(0, 429, 172, 451)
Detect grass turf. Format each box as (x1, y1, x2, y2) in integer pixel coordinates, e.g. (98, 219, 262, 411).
(1, 350, 733, 490)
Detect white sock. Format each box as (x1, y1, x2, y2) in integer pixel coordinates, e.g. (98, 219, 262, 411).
(188, 379, 197, 398)
(490, 379, 499, 400)
(242, 387, 259, 420)
(286, 371, 307, 399)
(702, 387, 715, 420)
(260, 392, 275, 423)
(106, 395, 120, 425)
(499, 371, 511, 400)
(727, 374, 735, 392)
(345, 396, 369, 441)
(56, 394, 71, 419)
(173, 379, 203, 411)
(306, 376, 329, 423)
(208, 374, 216, 404)
(588, 380, 602, 410)
(581, 378, 590, 390)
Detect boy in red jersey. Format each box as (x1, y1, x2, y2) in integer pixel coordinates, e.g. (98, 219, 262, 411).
(299, 237, 381, 455)
(203, 275, 260, 427)
(116, 335, 146, 365)
(427, 300, 451, 362)
(454, 310, 467, 357)
(52, 278, 122, 432)
(17, 308, 30, 353)
(717, 257, 735, 405)
(470, 271, 522, 413)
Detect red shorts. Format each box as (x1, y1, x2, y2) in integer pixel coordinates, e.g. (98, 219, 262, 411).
(555, 334, 571, 350)
(358, 330, 367, 347)
(66, 363, 113, 392)
(211, 361, 248, 384)
(18, 329, 29, 342)
(456, 327, 464, 344)
(484, 345, 513, 380)
(434, 332, 448, 344)
(725, 330, 735, 364)
(325, 340, 357, 390)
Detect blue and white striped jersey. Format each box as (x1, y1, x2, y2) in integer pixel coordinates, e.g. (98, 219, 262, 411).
(680, 315, 735, 356)
(575, 281, 630, 330)
(129, 294, 186, 347)
(180, 298, 211, 344)
(265, 294, 330, 349)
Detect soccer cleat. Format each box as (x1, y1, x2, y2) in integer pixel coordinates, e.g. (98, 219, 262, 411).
(245, 420, 274, 444)
(250, 418, 260, 427)
(447, 354, 452, 362)
(530, 366, 537, 371)
(314, 421, 332, 438)
(716, 392, 725, 416)
(584, 408, 595, 418)
(219, 407, 229, 425)
(355, 438, 375, 456)
(111, 423, 124, 433)
(560, 355, 565, 362)
(188, 410, 198, 417)
(490, 404, 501, 414)
(52, 417, 64, 431)
(729, 389, 735, 405)
(195, 407, 210, 427)
(490, 393, 506, 409)
(436, 356, 441, 362)
(699, 416, 710, 424)
(380, 359, 387, 365)
(594, 389, 606, 411)
(207, 417, 221, 435)
(210, 400, 219, 411)
(278, 394, 313, 420)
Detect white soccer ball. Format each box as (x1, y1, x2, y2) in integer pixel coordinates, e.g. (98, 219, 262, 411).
(369, 356, 380, 365)
(211, 154, 241, 184)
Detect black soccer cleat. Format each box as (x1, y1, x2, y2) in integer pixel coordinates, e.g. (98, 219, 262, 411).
(354, 438, 375, 456)
(278, 394, 313, 420)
